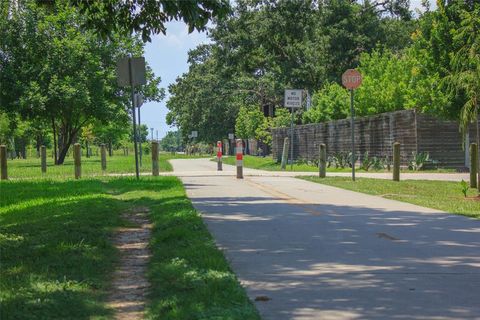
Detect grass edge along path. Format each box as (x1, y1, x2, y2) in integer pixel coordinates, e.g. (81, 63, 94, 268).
(5, 153, 212, 180)
(221, 155, 455, 173)
(0, 177, 260, 319)
(300, 176, 480, 219)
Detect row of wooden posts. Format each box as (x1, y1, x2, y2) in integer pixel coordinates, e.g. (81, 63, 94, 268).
(280, 137, 479, 187)
(0, 142, 160, 180)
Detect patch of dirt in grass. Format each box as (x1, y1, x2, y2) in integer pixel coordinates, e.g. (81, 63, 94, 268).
(108, 206, 152, 320)
(465, 195, 480, 202)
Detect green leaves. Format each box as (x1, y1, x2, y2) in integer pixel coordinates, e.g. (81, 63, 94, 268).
(71, 0, 231, 42)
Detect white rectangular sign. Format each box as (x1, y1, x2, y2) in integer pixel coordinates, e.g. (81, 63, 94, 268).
(228, 133, 234, 140)
(191, 131, 198, 138)
(284, 89, 303, 108)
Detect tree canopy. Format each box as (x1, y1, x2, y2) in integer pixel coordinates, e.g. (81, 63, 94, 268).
(0, 0, 164, 163)
(70, 0, 231, 42)
(167, 0, 479, 150)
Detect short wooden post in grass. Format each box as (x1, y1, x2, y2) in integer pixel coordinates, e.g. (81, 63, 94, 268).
(393, 142, 400, 182)
(151, 141, 159, 176)
(74, 143, 81, 179)
(470, 143, 478, 188)
(0, 145, 7, 180)
(41, 145, 47, 173)
(100, 144, 107, 172)
(281, 137, 289, 170)
(319, 143, 326, 178)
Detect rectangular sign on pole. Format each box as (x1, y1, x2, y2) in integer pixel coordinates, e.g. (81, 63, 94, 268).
(228, 133, 234, 140)
(134, 93, 144, 108)
(191, 131, 198, 138)
(284, 89, 303, 108)
(116, 57, 147, 87)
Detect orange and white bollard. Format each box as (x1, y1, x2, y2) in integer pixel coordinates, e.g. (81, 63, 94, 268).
(217, 140, 223, 171)
(236, 139, 243, 179)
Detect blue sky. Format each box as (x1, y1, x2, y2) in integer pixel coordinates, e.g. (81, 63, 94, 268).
(141, 0, 435, 139)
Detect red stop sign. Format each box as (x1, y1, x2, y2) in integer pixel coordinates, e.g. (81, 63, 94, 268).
(342, 69, 362, 90)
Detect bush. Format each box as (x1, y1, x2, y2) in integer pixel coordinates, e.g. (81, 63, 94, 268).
(408, 152, 430, 171)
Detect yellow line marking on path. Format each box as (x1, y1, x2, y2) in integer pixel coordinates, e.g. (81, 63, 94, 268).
(244, 178, 324, 216)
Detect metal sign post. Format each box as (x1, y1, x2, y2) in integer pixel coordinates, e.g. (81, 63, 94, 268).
(284, 89, 303, 170)
(342, 69, 363, 181)
(117, 56, 146, 179)
(135, 93, 144, 167)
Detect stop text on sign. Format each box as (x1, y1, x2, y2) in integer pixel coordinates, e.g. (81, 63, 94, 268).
(342, 69, 362, 90)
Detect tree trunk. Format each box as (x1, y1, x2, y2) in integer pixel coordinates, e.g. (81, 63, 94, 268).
(56, 126, 77, 165)
(108, 141, 113, 156)
(52, 118, 58, 164)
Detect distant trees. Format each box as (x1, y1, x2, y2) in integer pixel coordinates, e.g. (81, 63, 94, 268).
(166, 0, 480, 152)
(160, 131, 184, 152)
(166, 0, 415, 142)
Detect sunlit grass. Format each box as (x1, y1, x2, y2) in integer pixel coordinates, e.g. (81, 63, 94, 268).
(0, 177, 258, 319)
(4, 153, 211, 180)
(221, 155, 456, 173)
(300, 176, 480, 219)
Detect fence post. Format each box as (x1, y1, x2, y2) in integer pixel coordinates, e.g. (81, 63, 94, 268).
(74, 143, 81, 179)
(319, 143, 326, 178)
(393, 142, 400, 182)
(41, 145, 47, 173)
(470, 143, 478, 188)
(281, 137, 289, 170)
(152, 141, 159, 176)
(101, 144, 107, 172)
(217, 141, 223, 171)
(236, 139, 243, 179)
(0, 145, 7, 180)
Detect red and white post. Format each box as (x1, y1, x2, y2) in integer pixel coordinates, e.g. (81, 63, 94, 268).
(236, 139, 243, 179)
(217, 140, 223, 171)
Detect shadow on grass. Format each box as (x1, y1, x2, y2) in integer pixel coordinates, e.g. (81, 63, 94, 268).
(0, 178, 174, 319)
(0, 177, 257, 320)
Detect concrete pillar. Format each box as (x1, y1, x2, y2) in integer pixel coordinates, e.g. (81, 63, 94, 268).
(217, 141, 223, 171)
(281, 137, 289, 170)
(0, 145, 7, 180)
(393, 142, 400, 182)
(74, 143, 81, 179)
(236, 139, 243, 179)
(152, 141, 159, 176)
(319, 143, 326, 178)
(41, 145, 47, 173)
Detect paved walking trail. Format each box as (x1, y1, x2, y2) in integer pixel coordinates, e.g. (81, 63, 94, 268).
(171, 158, 480, 320)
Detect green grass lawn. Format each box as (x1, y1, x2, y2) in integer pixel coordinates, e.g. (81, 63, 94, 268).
(4, 153, 210, 180)
(300, 176, 480, 219)
(221, 155, 455, 173)
(0, 177, 259, 319)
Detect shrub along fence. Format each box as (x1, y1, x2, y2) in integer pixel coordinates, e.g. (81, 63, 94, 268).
(271, 109, 479, 169)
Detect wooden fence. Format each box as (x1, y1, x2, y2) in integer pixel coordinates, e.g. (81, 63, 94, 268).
(271, 109, 478, 169)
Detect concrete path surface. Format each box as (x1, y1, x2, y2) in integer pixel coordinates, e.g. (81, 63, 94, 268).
(170, 159, 480, 320)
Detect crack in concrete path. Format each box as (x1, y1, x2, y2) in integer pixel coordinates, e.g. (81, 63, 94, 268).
(108, 206, 152, 320)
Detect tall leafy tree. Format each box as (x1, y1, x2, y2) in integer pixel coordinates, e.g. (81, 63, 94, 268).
(0, 1, 164, 164)
(448, 2, 480, 190)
